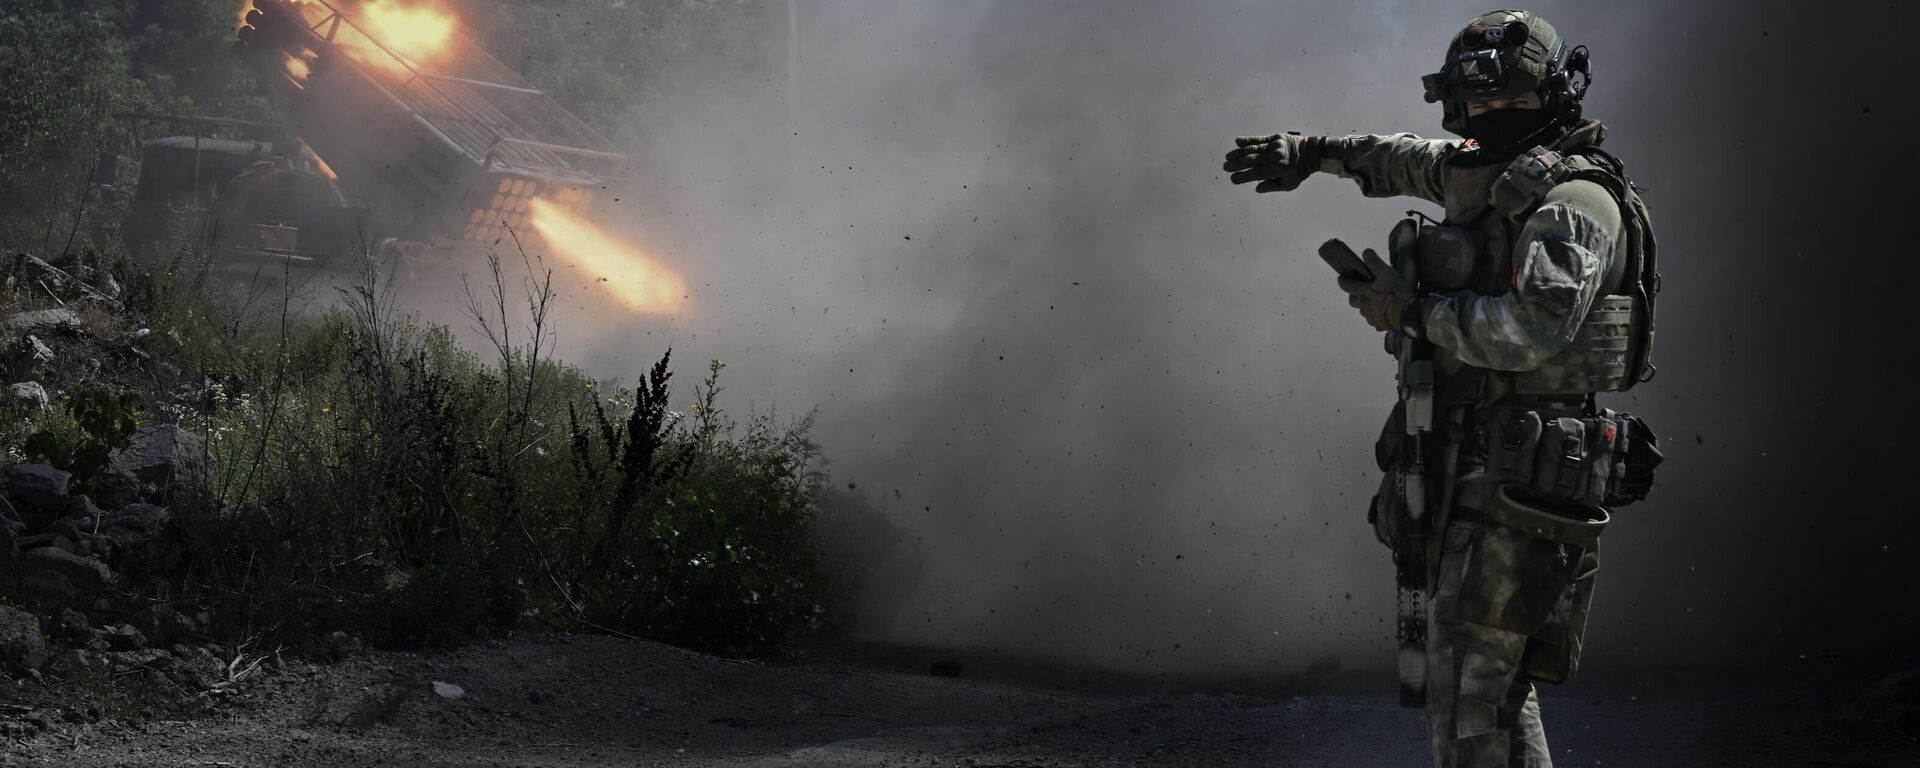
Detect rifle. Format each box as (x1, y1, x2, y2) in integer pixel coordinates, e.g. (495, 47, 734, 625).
(1322, 223, 1433, 709)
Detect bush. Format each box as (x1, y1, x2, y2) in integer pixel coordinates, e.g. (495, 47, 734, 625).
(104, 247, 834, 657)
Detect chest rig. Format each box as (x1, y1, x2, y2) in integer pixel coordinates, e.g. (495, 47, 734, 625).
(1406, 126, 1658, 402)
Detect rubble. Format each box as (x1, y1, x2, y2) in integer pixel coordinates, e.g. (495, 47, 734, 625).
(0, 426, 205, 688)
(0, 605, 47, 673)
(7, 381, 48, 411)
(107, 425, 211, 505)
(100, 502, 185, 580)
(8, 334, 54, 381)
(17, 547, 115, 609)
(94, 623, 148, 652)
(2, 308, 80, 335)
(4, 463, 71, 515)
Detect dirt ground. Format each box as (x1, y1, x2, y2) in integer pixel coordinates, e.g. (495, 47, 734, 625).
(2, 634, 1912, 768)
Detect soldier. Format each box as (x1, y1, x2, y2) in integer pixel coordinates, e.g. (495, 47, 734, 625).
(1223, 10, 1663, 767)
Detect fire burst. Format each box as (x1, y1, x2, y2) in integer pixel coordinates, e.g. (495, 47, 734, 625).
(528, 198, 686, 314)
(357, 0, 455, 65)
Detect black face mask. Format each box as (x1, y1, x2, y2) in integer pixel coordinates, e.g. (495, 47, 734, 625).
(1467, 106, 1554, 150)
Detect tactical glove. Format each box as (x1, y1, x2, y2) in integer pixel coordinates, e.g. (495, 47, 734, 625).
(1336, 248, 1414, 332)
(1223, 133, 1322, 193)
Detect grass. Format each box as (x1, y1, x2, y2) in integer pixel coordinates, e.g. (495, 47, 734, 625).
(2, 237, 833, 660)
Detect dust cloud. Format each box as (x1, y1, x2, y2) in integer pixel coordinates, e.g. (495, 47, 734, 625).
(470, 0, 1917, 685)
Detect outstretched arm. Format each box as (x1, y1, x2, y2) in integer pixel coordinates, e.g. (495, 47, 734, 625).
(1406, 179, 1622, 371)
(1224, 132, 1457, 205)
(1318, 134, 1458, 205)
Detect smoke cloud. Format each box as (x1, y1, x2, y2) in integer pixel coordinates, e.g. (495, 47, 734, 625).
(479, 0, 1918, 685)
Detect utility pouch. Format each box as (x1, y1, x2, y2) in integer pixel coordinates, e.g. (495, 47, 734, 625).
(1455, 485, 1607, 683)
(1369, 467, 1405, 550)
(1531, 417, 1588, 500)
(1415, 225, 1482, 292)
(1521, 539, 1600, 685)
(1582, 411, 1620, 508)
(1374, 401, 1406, 473)
(1603, 412, 1663, 507)
(1488, 409, 1543, 484)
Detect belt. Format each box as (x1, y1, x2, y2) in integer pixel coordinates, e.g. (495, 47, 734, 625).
(1451, 484, 1608, 548)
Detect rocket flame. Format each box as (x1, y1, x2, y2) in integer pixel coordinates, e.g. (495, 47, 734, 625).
(310, 151, 339, 182)
(357, 0, 455, 65)
(528, 198, 686, 314)
(283, 53, 312, 82)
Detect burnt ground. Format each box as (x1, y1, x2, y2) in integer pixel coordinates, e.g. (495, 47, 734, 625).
(0, 634, 1912, 768)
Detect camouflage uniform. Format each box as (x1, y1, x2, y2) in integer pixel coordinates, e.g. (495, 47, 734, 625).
(1225, 11, 1661, 766)
(1319, 119, 1621, 768)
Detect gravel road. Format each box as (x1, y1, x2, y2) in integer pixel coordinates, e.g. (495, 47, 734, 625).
(3, 634, 1911, 767)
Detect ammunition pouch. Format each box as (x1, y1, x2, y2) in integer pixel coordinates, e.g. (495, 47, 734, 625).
(1610, 412, 1663, 506)
(1484, 404, 1660, 509)
(1452, 484, 1606, 684)
(1415, 225, 1483, 292)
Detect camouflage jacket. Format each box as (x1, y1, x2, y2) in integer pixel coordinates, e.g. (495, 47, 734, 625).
(1315, 123, 1623, 378)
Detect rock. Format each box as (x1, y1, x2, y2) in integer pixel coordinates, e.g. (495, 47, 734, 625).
(166, 646, 225, 690)
(1, 308, 80, 335)
(431, 681, 466, 699)
(52, 609, 91, 641)
(16, 548, 115, 610)
(94, 624, 147, 652)
(69, 264, 118, 299)
(3, 463, 71, 514)
(46, 648, 100, 679)
(0, 496, 20, 566)
(0, 605, 48, 673)
(64, 495, 100, 523)
(12, 531, 75, 554)
(6, 382, 48, 411)
(133, 606, 197, 646)
(326, 630, 364, 660)
(38, 517, 87, 551)
(13, 255, 76, 292)
(106, 425, 210, 505)
(103, 648, 166, 673)
(97, 467, 140, 510)
(9, 335, 54, 381)
(100, 503, 183, 579)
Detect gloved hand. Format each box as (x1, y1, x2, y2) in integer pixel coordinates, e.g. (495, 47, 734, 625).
(1223, 133, 1322, 192)
(1337, 248, 1414, 332)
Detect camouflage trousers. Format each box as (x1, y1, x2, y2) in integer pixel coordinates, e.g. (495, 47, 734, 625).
(1426, 519, 1554, 768)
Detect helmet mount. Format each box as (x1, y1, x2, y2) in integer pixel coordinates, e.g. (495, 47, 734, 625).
(1421, 11, 1593, 149)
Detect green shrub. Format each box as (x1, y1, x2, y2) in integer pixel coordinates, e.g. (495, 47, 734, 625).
(22, 388, 142, 494)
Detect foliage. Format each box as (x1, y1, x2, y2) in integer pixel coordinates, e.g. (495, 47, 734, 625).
(0, 0, 273, 253)
(101, 246, 832, 658)
(22, 388, 143, 495)
(562, 359, 826, 656)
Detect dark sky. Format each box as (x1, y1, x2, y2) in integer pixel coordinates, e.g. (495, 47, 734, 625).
(534, 0, 1920, 684)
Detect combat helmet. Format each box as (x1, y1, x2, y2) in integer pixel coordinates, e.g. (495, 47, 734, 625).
(1421, 9, 1591, 146)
